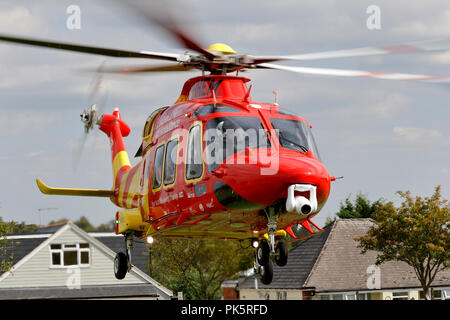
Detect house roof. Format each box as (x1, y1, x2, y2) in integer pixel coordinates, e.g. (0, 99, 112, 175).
(1, 227, 149, 277)
(1, 236, 48, 276)
(0, 284, 159, 299)
(239, 219, 450, 293)
(89, 233, 151, 275)
(1, 221, 172, 298)
(305, 219, 450, 292)
(239, 223, 332, 290)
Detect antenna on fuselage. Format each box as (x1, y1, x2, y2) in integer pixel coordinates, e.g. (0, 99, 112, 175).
(208, 80, 217, 108)
(244, 84, 252, 103)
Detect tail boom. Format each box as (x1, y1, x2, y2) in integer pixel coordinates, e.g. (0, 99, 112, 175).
(99, 108, 132, 183)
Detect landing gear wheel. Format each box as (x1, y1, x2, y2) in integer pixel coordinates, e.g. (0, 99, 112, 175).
(256, 239, 270, 265)
(275, 241, 288, 267)
(260, 260, 273, 285)
(114, 252, 128, 280)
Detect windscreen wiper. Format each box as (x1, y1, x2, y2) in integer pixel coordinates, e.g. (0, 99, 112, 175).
(278, 132, 309, 152)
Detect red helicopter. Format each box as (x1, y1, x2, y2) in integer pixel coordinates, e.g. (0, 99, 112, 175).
(2, 3, 450, 285)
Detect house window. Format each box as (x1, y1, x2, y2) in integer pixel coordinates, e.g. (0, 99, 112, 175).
(433, 290, 443, 300)
(392, 291, 409, 300)
(276, 291, 287, 300)
(358, 293, 368, 300)
(50, 243, 90, 268)
(444, 289, 450, 300)
(320, 293, 356, 300)
(345, 293, 356, 300)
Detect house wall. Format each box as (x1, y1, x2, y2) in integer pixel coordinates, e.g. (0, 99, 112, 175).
(239, 289, 302, 300)
(0, 228, 146, 288)
(312, 290, 423, 300)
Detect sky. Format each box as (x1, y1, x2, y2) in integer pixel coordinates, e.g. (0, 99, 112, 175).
(0, 0, 449, 228)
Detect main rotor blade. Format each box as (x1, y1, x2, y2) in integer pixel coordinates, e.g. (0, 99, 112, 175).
(123, 0, 217, 60)
(87, 63, 195, 74)
(258, 63, 450, 83)
(0, 34, 180, 61)
(250, 39, 450, 63)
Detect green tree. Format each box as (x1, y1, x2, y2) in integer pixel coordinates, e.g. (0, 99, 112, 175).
(324, 215, 336, 226)
(0, 217, 15, 272)
(74, 216, 95, 232)
(48, 218, 69, 225)
(337, 193, 384, 220)
(356, 186, 450, 300)
(150, 239, 253, 300)
(11, 221, 39, 234)
(47, 217, 113, 232)
(96, 220, 115, 232)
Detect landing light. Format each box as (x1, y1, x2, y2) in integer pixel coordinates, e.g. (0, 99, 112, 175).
(147, 236, 154, 244)
(252, 240, 259, 248)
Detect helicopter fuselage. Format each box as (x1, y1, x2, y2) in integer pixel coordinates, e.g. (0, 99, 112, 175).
(105, 75, 331, 241)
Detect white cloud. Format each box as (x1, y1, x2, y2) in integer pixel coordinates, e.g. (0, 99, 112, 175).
(393, 9, 450, 38)
(393, 127, 449, 144)
(422, 52, 450, 65)
(0, 111, 62, 135)
(66, 134, 108, 152)
(0, 6, 49, 34)
(27, 150, 44, 157)
(0, 64, 68, 88)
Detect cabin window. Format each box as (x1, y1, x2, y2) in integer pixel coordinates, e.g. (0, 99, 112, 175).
(186, 124, 203, 181)
(49, 243, 90, 268)
(152, 144, 165, 190)
(164, 138, 178, 186)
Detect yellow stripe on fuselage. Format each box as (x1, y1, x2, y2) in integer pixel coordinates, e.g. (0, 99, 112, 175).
(113, 150, 131, 182)
(126, 170, 141, 207)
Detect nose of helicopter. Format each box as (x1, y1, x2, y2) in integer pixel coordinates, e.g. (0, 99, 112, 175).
(217, 149, 331, 210)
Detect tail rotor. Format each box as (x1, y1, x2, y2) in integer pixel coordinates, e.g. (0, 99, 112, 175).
(72, 63, 109, 172)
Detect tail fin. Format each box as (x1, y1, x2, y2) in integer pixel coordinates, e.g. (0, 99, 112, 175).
(99, 108, 131, 184)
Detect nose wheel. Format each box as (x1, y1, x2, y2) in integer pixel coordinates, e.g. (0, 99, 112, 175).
(258, 259, 273, 285)
(254, 208, 289, 285)
(256, 239, 270, 265)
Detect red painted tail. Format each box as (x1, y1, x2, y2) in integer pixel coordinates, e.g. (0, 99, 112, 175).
(98, 108, 131, 185)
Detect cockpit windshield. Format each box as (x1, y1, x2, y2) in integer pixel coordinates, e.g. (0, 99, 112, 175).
(205, 116, 271, 172)
(270, 118, 321, 160)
